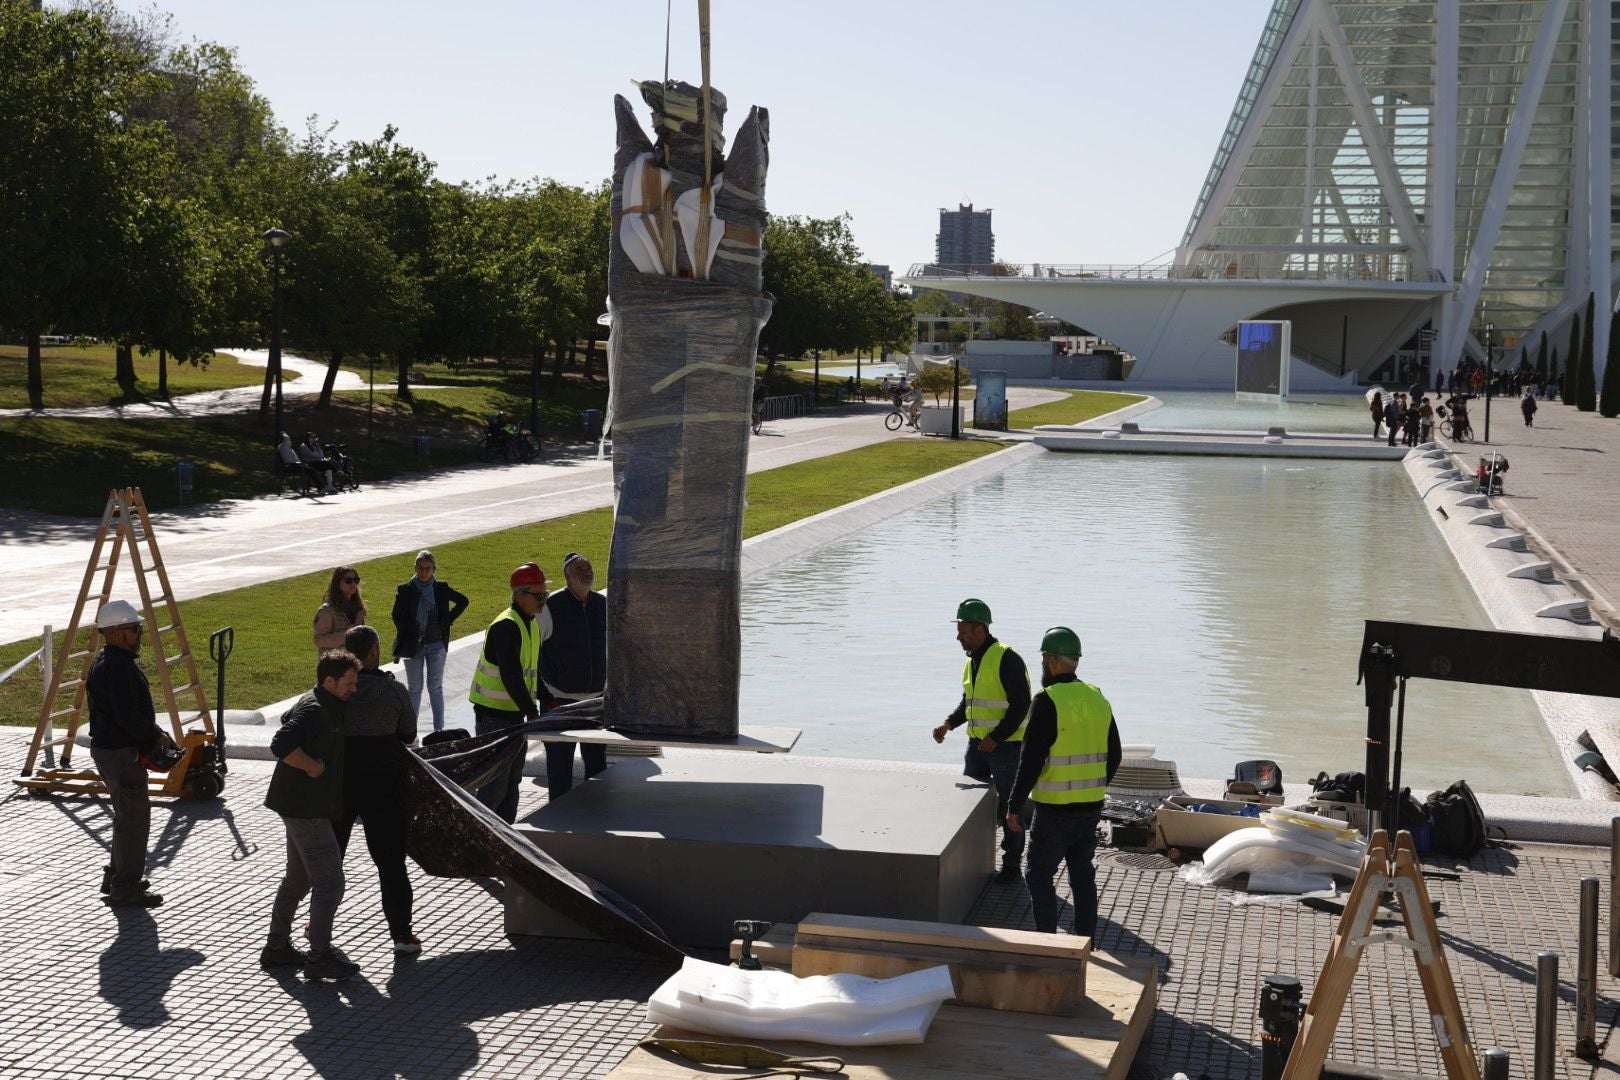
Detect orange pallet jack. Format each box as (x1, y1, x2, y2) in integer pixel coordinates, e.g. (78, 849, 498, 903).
(1282, 829, 1480, 1080)
(15, 487, 225, 801)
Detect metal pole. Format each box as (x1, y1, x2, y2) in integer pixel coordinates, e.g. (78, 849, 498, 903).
(1363, 642, 1396, 828)
(271, 245, 284, 444)
(950, 352, 962, 439)
(1483, 321, 1493, 443)
(813, 350, 820, 410)
(1577, 876, 1600, 1058)
(1481, 1048, 1509, 1080)
(40, 624, 54, 769)
(1609, 817, 1620, 977)
(1535, 951, 1558, 1080)
(1258, 975, 1303, 1080)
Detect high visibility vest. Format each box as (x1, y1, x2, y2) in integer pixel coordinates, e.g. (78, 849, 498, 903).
(1030, 680, 1112, 805)
(962, 641, 1027, 742)
(467, 608, 540, 712)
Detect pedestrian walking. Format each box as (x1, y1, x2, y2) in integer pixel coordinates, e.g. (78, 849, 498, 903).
(468, 564, 549, 824)
(338, 626, 421, 955)
(1384, 395, 1399, 446)
(261, 650, 362, 982)
(1521, 389, 1538, 427)
(1006, 626, 1121, 939)
(314, 566, 367, 654)
(1369, 393, 1383, 438)
(87, 599, 172, 907)
(390, 551, 470, 732)
(932, 598, 1032, 884)
(540, 552, 608, 800)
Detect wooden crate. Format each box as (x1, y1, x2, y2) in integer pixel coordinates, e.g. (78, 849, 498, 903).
(792, 913, 1091, 1017)
(611, 950, 1157, 1080)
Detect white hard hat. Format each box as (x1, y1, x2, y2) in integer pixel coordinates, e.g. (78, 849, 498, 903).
(95, 600, 144, 629)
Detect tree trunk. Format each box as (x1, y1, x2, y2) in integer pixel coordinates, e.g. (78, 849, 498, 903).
(319, 350, 343, 407)
(115, 343, 136, 396)
(549, 340, 569, 393)
(396, 353, 413, 401)
(260, 356, 274, 414)
(26, 332, 43, 411)
(157, 349, 169, 400)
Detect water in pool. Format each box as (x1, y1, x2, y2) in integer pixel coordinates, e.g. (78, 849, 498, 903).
(739, 451, 1570, 796)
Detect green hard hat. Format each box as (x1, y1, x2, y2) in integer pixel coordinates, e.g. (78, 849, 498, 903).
(1040, 626, 1082, 658)
(954, 598, 992, 624)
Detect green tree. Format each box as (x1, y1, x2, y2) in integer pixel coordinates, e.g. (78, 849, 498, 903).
(1550, 345, 1560, 396)
(1601, 308, 1620, 418)
(914, 361, 969, 403)
(1565, 310, 1582, 407)
(1578, 293, 1597, 411)
(1536, 330, 1548, 387)
(761, 215, 898, 365)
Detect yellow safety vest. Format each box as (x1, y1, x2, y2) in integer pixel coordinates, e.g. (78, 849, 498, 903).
(962, 640, 1027, 742)
(467, 608, 540, 712)
(1030, 680, 1112, 805)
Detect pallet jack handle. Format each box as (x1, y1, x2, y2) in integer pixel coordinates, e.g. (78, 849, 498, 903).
(209, 626, 233, 759)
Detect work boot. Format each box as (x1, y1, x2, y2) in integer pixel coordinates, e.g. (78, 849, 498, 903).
(260, 941, 308, 969)
(303, 951, 360, 982)
(104, 888, 163, 908)
(100, 865, 149, 895)
(994, 862, 1021, 885)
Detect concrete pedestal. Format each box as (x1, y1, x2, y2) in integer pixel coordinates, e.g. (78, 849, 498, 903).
(507, 756, 995, 946)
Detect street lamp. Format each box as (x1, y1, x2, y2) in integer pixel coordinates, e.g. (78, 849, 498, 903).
(262, 227, 290, 445)
(1482, 320, 1493, 443)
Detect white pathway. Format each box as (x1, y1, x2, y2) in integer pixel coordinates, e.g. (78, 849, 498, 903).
(0, 349, 362, 420)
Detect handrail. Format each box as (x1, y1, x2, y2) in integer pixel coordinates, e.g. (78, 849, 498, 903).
(0, 648, 42, 687)
(903, 261, 1437, 284)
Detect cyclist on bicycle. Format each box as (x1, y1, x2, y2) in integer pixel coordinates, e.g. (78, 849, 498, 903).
(1443, 393, 1471, 438)
(903, 384, 923, 427)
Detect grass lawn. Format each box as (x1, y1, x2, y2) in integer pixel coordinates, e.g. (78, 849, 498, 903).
(1008, 389, 1146, 428)
(0, 437, 1004, 726)
(0, 345, 274, 410)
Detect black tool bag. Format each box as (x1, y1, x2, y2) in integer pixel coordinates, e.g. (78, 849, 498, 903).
(1425, 780, 1486, 857)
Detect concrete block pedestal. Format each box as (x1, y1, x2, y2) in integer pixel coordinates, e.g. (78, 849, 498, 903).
(508, 755, 995, 947)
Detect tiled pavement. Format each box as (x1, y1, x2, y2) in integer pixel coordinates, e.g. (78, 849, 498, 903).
(1446, 398, 1620, 627)
(3, 746, 1619, 1080)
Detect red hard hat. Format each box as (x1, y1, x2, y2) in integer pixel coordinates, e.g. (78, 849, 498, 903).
(510, 563, 546, 589)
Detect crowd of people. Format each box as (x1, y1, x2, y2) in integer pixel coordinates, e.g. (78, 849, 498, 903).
(83, 546, 610, 982)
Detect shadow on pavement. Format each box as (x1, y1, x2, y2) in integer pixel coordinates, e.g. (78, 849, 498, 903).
(98, 907, 204, 1028)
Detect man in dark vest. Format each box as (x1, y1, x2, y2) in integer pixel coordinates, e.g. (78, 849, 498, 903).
(540, 552, 608, 799)
(1007, 626, 1121, 939)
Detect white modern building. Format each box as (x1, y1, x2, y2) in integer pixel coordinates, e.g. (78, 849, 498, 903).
(903, 0, 1615, 386)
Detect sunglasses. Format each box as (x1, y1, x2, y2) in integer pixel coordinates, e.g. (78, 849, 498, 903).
(342, 577, 360, 584)
(523, 589, 546, 599)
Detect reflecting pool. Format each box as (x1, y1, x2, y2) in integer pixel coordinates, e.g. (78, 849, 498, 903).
(739, 450, 1571, 796)
(1132, 391, 1375, 434)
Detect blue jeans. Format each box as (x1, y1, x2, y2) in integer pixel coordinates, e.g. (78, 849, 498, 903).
(473, 706, 527, 824)
(1025, 803, 1104, 938)
(404, 640, 448, 731)
(963, 738, 1027, 864)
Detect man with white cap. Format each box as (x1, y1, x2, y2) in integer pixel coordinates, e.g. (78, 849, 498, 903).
(87, 599, 170, 907)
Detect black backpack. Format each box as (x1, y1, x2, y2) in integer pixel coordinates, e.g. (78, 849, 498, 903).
(1425, 780, 1486, 857)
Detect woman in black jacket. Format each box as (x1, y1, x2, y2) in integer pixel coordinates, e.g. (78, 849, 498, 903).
(390, 550, 470, 732)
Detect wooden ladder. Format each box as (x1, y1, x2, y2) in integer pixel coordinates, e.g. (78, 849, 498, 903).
(18, 487, 213, 792)
(1282, 829, 1480, 1080)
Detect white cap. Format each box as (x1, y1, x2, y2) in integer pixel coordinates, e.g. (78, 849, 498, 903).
(95, 600, 144, 629)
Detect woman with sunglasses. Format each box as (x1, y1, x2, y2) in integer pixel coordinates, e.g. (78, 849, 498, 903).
(314, 567, 368, 654)
(389, 550, 470, 732)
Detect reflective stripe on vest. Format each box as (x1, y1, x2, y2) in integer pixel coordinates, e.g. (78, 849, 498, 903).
(1030, 680, 1112, 805)
(962, 640, 1028, 742)
(467, 607, 540, 712)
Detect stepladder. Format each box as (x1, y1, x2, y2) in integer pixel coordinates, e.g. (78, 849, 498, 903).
(15, 487, 226, 801)
(1282, 829, 1479, 1080)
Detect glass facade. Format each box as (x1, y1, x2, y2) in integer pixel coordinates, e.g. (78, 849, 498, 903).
(1182, 0, 1615, 347)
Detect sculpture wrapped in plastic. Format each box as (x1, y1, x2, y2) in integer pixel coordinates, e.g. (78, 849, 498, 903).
(604, 80, 772, 739)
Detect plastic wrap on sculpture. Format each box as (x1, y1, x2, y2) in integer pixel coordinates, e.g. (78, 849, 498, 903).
(604, 81, 772, 739)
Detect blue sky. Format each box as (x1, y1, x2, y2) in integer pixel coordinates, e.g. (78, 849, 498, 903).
(119, 0, 1277, 271)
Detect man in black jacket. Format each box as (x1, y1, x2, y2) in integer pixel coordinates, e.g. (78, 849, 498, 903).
(87, 600, 171, 907)
(261, 650, 361, 982)
(540, 552, 608, 799)
(339, 626, 421, 954)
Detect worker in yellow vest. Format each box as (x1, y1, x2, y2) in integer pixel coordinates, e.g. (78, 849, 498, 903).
(469, 563, 550, 823)
(1007, 626, 1121, 938)
(931, 598, 1032, 883)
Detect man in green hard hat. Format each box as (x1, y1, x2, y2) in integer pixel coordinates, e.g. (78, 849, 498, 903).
(1006, 626, 1121, 939)
(932, 597, 1032, 884)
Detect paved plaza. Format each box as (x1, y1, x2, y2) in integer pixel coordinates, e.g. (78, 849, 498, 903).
(3, 386, 1620, 1078)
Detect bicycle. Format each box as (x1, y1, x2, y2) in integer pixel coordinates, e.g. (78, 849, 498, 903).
(884, 406, 921, 432)
(476, 422, 536, 463)
(1440, 416, 1473, 442)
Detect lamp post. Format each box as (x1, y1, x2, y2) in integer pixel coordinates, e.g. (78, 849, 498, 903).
(1483, 320, 1493, 443)
(262, 227, 290, 444)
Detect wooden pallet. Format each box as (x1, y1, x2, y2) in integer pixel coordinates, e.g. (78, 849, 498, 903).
(611, 950, 1157, 1080)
